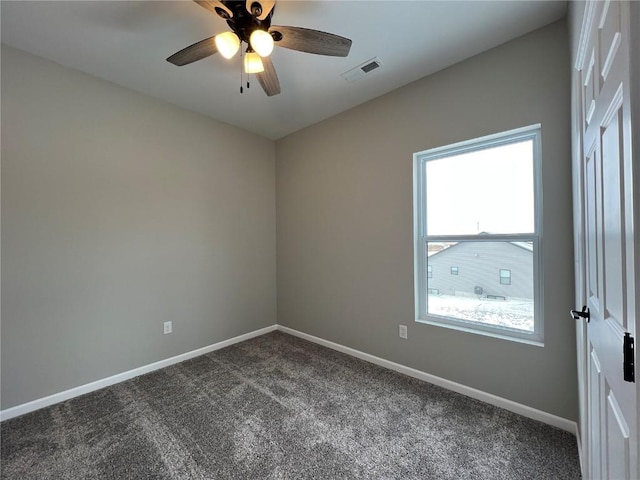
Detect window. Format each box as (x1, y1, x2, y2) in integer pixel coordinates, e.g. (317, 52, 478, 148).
(500, 269, 511, 285)
(413, 125, 542, 344)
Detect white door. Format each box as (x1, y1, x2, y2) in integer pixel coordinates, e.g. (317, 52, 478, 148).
(573, 1, 638, 479)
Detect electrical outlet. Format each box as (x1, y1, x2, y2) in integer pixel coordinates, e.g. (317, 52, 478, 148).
(164, 321, 172, 335)
(399, 324, 407, 339)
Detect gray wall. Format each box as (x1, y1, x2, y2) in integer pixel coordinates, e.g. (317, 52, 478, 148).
(1, 45, 277, 410)
(276, 20, 578, 420)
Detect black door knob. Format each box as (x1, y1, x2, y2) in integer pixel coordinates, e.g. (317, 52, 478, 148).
(570, 305, 590, 322)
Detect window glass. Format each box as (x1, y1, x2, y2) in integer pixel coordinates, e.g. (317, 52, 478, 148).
(414, 125, 542, 343)
(425, 140, 534, 236)
(500, 269, 512, 285)
(426, 242, 532, 331)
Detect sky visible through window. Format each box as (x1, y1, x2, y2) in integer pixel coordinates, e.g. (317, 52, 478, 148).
(425, 140, 534, 236)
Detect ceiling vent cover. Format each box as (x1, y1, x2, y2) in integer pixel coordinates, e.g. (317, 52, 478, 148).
(341, 57, 383, 82)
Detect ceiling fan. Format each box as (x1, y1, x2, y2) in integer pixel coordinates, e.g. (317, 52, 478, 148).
(167, 0, 353, 97)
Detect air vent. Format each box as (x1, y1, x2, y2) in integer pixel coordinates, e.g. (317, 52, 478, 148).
(341, 57, 383, 82)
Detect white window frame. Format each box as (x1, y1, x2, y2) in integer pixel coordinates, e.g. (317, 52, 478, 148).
(413, 125, 544, 345)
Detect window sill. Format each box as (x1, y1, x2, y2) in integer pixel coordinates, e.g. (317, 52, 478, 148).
(416, 317, 544, 347)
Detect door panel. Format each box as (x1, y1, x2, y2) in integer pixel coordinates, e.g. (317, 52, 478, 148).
(601, 100, 624, 327)
(584, 51, 597, 126)
(585, 142, 599, 302)
(606, 390, 630, 480)
(598, 0, 621, 83)
(574, 1, 638, 478)
(589, 348, 603, 478)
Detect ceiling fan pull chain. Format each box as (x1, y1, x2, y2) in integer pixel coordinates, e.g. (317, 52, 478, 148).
(240, 50, 244, 94)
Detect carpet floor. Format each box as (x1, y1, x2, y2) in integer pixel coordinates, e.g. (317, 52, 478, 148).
(1, 331, 581, 479)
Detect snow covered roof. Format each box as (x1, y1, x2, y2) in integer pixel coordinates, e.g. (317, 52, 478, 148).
(428, 239, 533, 257)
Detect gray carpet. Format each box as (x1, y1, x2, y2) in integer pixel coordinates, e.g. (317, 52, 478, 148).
(1, 331, 581, 479)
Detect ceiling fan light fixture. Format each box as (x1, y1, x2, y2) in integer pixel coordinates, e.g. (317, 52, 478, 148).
(215, 31, 240, 59)
(244, 51, 265, 73)
(167, 0, 353, 97)
(249, 29, 274, 57)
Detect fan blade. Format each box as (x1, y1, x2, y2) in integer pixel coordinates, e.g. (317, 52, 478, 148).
(269, 26, 351, 57)
(167, 36, 217, 66)
(193, 0, 233, 19)
(246, 0, 275, 20)
(256, 56, 281, 96)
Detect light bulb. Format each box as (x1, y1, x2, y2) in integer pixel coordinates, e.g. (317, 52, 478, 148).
(215, 32, 240, 59)
(244, 51, 264, 73)
(249, 29, 274, 57)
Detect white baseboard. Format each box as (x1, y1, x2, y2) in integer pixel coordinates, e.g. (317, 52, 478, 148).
(2, 323, 578, 438)
(0, 325, 277, 422)
(277, 325, 578, 434)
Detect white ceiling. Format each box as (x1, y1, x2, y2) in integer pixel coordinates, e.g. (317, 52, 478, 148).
(1, 1, 567, 140)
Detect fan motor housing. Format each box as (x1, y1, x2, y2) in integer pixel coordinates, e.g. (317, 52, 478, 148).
(222, 1, 274, 44)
